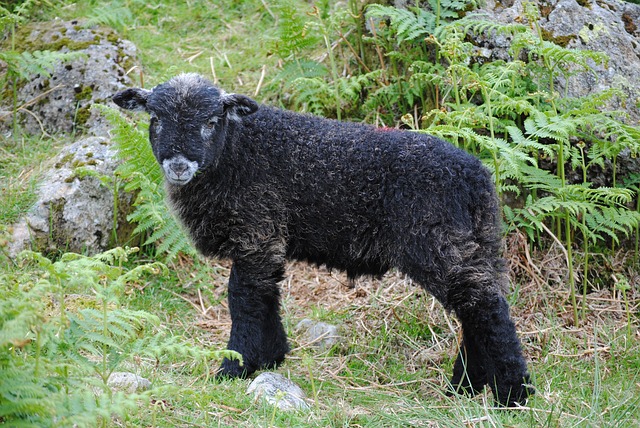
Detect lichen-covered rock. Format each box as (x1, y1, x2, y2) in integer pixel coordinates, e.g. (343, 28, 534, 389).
(0, 18, 139, 137)
(8, 136, 135, 256)
(477, 0, 640, 123)
(246, 372, 310, 411)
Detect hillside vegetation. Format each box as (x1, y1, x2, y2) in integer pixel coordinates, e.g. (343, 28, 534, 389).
(1, 0, 639, 426)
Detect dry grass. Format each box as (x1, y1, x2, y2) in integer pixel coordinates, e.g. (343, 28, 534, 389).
(154, 230, 639, 426)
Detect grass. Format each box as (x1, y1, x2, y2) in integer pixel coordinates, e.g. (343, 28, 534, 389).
(61, 255, 634, 427)
(50, 0, 288, 93)
(0, 134, 61, 227)
(1, 0, 639, 427)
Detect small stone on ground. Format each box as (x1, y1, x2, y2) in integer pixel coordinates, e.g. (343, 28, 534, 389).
(107, 372, 151, 394)
(247, 372, 309, 411)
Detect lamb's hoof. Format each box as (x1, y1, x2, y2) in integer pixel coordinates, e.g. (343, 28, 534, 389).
(216, 358, 252, 380)
(493, 376, 535, 407)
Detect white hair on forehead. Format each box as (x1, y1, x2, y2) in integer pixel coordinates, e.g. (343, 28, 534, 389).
(165, 73, 213, 98)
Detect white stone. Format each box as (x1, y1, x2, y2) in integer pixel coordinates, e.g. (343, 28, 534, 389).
(247, 372, 309, 411)
(107, 372, 151, 394)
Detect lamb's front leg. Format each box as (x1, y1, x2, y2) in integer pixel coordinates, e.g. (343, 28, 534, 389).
(218, 261, 289, 378)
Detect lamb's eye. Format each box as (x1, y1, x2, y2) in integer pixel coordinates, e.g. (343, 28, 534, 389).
(205, 117, 218, 129)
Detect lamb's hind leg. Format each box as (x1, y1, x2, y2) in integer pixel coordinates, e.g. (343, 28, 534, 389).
(448, 274, 533, 407)
(405, 250, 532, 406)
(450, 331, 488, 396)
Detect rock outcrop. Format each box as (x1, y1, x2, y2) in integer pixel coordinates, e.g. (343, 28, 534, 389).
(477, 0, 640, 124)
(1, 18, 139, 137)
(8, 136, 135, 256)
(3, 19, 141, 256)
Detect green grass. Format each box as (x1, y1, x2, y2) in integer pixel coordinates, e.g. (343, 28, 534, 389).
(102, 263, 640, 427)
(0, 134, 60, 227)
(1, 0, 639, 427)
(49, 0, 290, 94)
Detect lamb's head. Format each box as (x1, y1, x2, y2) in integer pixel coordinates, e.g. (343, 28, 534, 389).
(112, 73, 258, 186)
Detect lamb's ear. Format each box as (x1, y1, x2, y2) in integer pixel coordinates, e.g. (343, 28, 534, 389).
(112, 88, 151, 111)
(221, 93, 259, 119)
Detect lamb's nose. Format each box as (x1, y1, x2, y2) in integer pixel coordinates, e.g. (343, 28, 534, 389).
(170, 162, 188, 177)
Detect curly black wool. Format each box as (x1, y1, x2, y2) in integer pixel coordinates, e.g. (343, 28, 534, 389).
(113, 73, 533, 407)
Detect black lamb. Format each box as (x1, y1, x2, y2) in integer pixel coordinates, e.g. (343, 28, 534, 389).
(113, 73, 533, 407)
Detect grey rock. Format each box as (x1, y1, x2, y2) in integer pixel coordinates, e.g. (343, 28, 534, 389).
(107, 372, 151, 394)
(8, 136, 135, 256)
(0, 18, 140, 138)
(295, 319, 341, 351)
(246, 372, 309, 411)
(477, 0, 640, 123)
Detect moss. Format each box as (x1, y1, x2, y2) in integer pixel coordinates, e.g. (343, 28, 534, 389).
(540, 28, 577, 48)
(539, 4, 553, 18)
(70, 155, 98, 168)
(4, 32, 88, 54)
(73, 85, 93, 102)
(116, 45, 137, 74)
(0, 20, 120, 54)
(107, 32, 120, 45)
(576, 0, 591, 8)
(74, 105, 92, 130)
(55, 153, 75, 169)
(47, 38, 95, 52)
(622, 13, 637, 35)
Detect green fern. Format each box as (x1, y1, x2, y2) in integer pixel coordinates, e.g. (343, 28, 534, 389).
(270, 0, 640, 303)
(83, 1, 132, 29)
(0, 0, 38, 33)
(97, 105, 196, 260)
(366, 4, 436, 43)
(271, 0, 321, 60)
(271, 59, 329, 86)
(0, 248, 161, 426)
(0, 247, 242, 426)
(0, 50, 84, 81)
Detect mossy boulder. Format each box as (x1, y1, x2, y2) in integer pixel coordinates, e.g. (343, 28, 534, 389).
(8, 136, 137, 256)
(0, 18, 140, 137)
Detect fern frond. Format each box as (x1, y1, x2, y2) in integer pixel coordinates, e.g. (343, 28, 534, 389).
(98, 106, 196, 260)
(83, 3, 132, 28)
(0, 50, 85, 80)
(272, 1, 321, 59)
(453, 15, 528, 38)
(366, 5, 436, 42)
(290, 77, 333, 116)
(273, 59, 329, 84)
(524, 111, 574, 143)
(537, 40, 609, 76)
